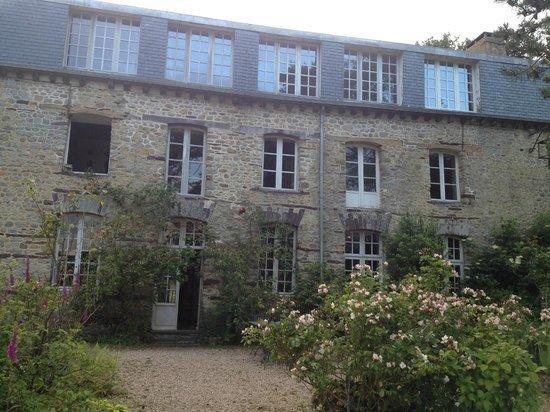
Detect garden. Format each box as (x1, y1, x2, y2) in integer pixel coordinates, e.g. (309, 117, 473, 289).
(1, 178, 549, 410)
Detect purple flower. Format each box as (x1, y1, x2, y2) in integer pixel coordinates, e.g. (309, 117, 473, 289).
(24, 257, 30, 283)
(7, 329, 18, 364)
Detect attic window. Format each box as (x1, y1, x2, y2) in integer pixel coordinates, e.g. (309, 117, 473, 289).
(66, 121, 111, 174)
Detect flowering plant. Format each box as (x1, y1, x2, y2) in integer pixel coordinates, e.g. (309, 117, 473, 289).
(243, 255, 543, 411)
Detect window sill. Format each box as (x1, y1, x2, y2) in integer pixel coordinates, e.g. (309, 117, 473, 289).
(424, 106, 476, 114)
(345, 206, 384, 212)
(344, 98, 400, 106)
(176, 193, 205, 199)
(60, 166, 109, 178)
(253, 187, 307, 195)
(428, 199, 461, 204)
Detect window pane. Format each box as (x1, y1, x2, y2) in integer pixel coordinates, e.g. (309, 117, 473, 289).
(430, 168, 440, 184)
(190, 131, 204, 146)
(381, 54, 397, 103)
(189, 31, 210, 84)
(346, 147, 358, 162)
(118, 20, 140, 74)
(429, 153, 439, 168)
(264, 139, 277, 153)
(299, 46, 317, 96)
(93, 16, 116, 72)
(263, 171, 276, 188)
(282, 155, 295, 172)
(281, 172, 294, 189)
(213, 34, 232, 87)
(361, 52, 377, 102)
(363, 148, 376, 164)
(278, 43, 297, 94)
(168, 160, 182, 176)
(263, 153, 276, 171)
(445, 184, 457, 200)
(67, 13, 91, 68)
(170, 130, 184, 144)
(344, 50, 358, 100)
(258, 41, 276, 92)
(430, 184, 441, 199)
(364, 178, 376, 192)
(166, 28, 186, 81)
(188, 179, 202, 194)
(169, 144, 183, 160)
(189, 146, 203, 162)
(282, 140, 295, 155)
(443, 154, 456, 169)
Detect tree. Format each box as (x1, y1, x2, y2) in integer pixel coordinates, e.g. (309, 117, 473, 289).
(493, 0, 550, 97)
(417, 32, 470, 50)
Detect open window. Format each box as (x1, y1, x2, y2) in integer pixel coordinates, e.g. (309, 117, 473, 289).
(66, 118, 111, 174)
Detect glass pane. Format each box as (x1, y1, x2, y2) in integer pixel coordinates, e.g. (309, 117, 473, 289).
(445, 185, 457, 200)
(346, 146, 358, 162)
(189, 146, 203, 162)
(282, 140, 295, 155)
(364, 148, 376, 164)
(264, 139, 277, 153)
(170, 130, 184, 144)
(190, 131, 204, 146)
(282, 172, 294, 189)
(430, 184, 441, 199)
(443, 154, 455, 168)
(188, 179, 202, 195)
(282, 155, 295, 172)
(346, 177, 359, 191)
(263, 154, 277, 171)
(263, 171, 276, 188)
(169, 144, 183, 160)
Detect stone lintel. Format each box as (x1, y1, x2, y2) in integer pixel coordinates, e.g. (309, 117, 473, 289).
(169, 198, 216, 222)
(260, 206, 305, 227)
(339, 210, 392, 232)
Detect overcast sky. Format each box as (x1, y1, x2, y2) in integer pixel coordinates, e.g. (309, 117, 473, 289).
(100, 0, 520, 44)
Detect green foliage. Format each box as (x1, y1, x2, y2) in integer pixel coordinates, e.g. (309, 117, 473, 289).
(383, 214, 442, 280)
(467, 213, 550, 312)
(0, 265, 122, 410)
(493, 0, 550, 97)
(418, 32, 470, 50)
(81, 244, 195, 342)
(292, 263, 344, 314)
(244, 256, 543, 411)
(201, 207, 299, 343)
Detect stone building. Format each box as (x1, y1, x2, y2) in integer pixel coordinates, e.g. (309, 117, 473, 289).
(1, 0, 549, 331)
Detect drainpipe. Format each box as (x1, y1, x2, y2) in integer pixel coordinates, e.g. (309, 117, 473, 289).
(319, 106, 326, 280)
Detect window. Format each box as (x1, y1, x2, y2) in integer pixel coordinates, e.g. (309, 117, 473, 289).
(167, 128, 205, 196)
(345, 146, 380, 208)
(165, 219, 205, 249)
(445, 237, 464, 289)
(345, 231, 382, 274)
(54, 214, 100, 287)
(157, 274, 177, 304)
(66, 12, 140, 74)
(258, 41, 318, 97)
(66, 121, 111, 174)
(425, 60, 474, 111)
(429, 152, 459, 201)
(165, 27, 232, 87)
(258, 226, 296, 294)
(344, 50, 398, 103)
(262, 137, 297, 190)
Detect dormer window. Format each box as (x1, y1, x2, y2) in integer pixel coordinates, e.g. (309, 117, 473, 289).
(344, 50, 399, 104)
(66, 12, 140, 74)
(258, 41, 318, 97)
(424, 60, 474, 112)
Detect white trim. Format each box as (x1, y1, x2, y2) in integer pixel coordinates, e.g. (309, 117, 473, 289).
(345, 230, 383, 273)
(165, 27, 233, 87)
(344, 49, 400, 104)
(259, 226, 297, 295)
(345, 145, 381, 209)
(424, 60, 476, 112)
(65, 12, 140, 75)
(262, 137, 298, 191)
(444, 236, 464, 288)
(429, 152, 460, 202)
(166, 127, 206, 197)
(258, 40, 319, 97)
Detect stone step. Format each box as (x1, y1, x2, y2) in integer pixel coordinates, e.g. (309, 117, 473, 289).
(151, 330, 199, 346)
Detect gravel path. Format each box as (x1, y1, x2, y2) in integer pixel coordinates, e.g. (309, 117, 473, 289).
(113, 346, 312, 411)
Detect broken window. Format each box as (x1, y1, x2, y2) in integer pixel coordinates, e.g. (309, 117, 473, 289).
(66, 121, 111, 174)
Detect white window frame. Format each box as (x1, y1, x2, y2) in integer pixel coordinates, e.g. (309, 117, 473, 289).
(165, 219, 206, 250)
(444, 236, 464, 289)
(424, 60, 475, 112)
(165, 26, 233, 87)
(53, 214, 100, 287)
(65, 12, 140, 74)
(257, 40, 319, 97)
(429, 152, 460, 202)
(345, 230, 383, 274)
(344, 50, 401, 104)
(262, 137, 298, 191)
(345, 146, 381, 209)
(258, 226, 297, 295)
(166, 128, 206, 197)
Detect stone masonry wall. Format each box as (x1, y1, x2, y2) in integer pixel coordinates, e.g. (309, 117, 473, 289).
(1, 73, 549, 310)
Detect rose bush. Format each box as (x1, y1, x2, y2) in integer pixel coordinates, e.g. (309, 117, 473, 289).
(244, 255, 544, 411)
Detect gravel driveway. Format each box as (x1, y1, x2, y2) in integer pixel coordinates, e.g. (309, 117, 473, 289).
(114, 346, 312, 411)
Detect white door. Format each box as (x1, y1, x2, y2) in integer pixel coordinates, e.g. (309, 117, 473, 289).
(151, 276, 180, 331)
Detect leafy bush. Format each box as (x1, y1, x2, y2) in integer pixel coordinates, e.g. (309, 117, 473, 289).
(383, 214, 442, 280)
(244, 256, 543, 411)
(0, 262, 124, 410)
(81, 244, 194, 342)
(467, 213, 550, 313)
(292, 263, 344, 314)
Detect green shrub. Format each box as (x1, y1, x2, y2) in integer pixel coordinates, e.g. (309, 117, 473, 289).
(0, 263, 122, 410)
(467, 214, 550, 312)
(383, 214, 442, 280)
(244, 256, 543, 411)
(81, 244, 194, 342)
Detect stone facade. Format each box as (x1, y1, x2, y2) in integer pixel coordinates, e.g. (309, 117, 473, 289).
(1, 70, 549, 313)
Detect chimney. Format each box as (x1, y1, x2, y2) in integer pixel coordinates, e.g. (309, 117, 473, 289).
(467, 32, 507, 56)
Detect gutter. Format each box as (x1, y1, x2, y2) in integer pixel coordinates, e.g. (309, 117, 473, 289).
(319, 106, 325, 279)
